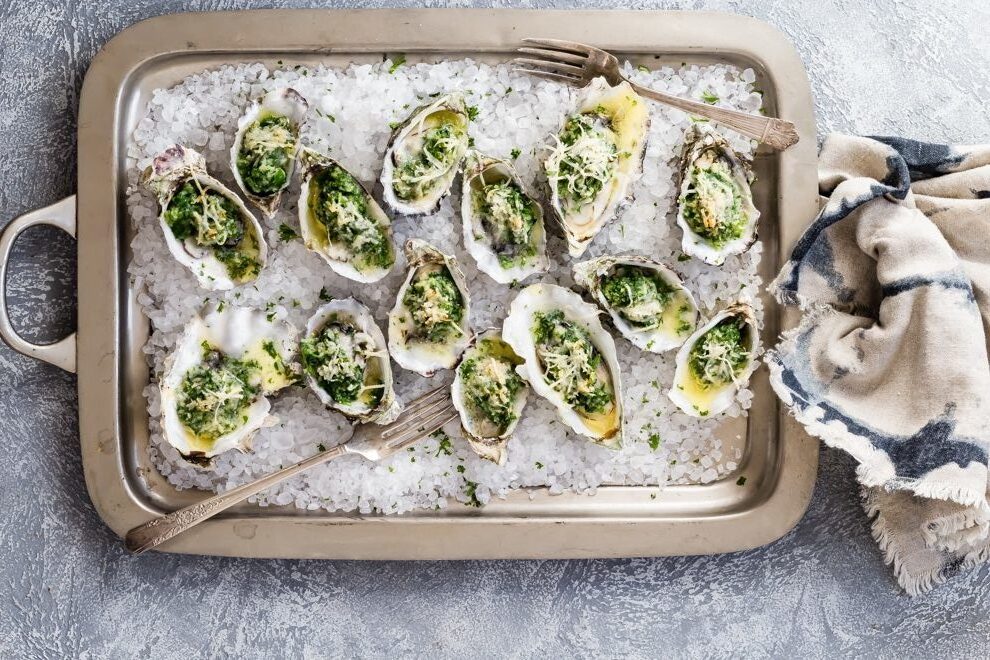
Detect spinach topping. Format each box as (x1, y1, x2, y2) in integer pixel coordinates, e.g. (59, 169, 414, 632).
(458, 346, 525, 431)
(402, 268, 464, 343)
(689, 317, 750, 389)
(237, 114, 296, 196)
(600, 265, 675, 328)
(300, 321, 383, 407)
(164, 180, 260, 281)
(532, 310, 613, 415)
(311, 164, 393, 270)
(680, 158, 747, 248)
(545, 113, 617, 212)
(392, 116, 467, 202)
(165, 180, 244, 248)
(471, 179, 538, 267)
(175, 347, 261, 441)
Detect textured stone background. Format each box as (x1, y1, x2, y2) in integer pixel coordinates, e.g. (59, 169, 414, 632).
(2, 1, 989, 657)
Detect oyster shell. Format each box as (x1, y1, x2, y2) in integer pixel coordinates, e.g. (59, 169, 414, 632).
(573, 255, 699, 353)
(502, 283, 623, 448)
(668, 303, 759, 418)
(230, 87, 309, 218)
(451, 329, 529, 465)
(675, 124, 760, 265)
(298, 148, 396, 283)
(544, 77, 650, 257)
(460, 151, 548, 284)
(388, 239, 473, 376)
(380, 92, 470, 216)
(160, 305, 299, 466)
(301, 298, 401, 424)
(142, 145, 267, 291)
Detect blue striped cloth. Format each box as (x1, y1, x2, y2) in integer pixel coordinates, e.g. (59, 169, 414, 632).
(768, 135, 990, 594)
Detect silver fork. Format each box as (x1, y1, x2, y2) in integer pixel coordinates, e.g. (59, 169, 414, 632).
(514, 38, 799, 151)
(125, 386, 457, 554)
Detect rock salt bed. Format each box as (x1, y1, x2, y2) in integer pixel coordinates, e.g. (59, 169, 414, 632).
(126, 58, 765, 514)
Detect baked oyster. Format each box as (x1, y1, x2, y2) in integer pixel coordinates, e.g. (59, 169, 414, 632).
(668, 303, 759, 417)
(461, 151, 548, 284)
(388, 239, 472, 376)
(143, 145, 266, 291)
(298, 148, 395, 283)
(300, 298, 400, 424)
(573, 255, 699, 353)
(676, 124, 760, 265)
(544, 77, 649, 257)
(502, 283, 623, 448)
(451, 330, 529, 465)
(231, 87, 308, 218)
(160, 305, 298, 466)
(380, 92, 470, 216)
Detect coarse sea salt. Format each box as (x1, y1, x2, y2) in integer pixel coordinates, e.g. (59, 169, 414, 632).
(126, 58, 765, 515)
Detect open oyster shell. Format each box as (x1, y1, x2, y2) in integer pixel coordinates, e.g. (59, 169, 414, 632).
(380, 92, 470, 216)
(451, 329, 529, 465)
(502, 283, 623, 448)
(142, 145, 267, 291)
(460, 151, 548, 284)
(668, 303, 759, 418)
(160, 305, 299, 467)
(298, 148, 395, 283)
(675, 124, 760, 265)
(301, 298, 401, 424)
(573, 255, 699, 353)
(230, 87, 309, 218)
(544, 77, 650, 257)
(388, 239, 473, 376)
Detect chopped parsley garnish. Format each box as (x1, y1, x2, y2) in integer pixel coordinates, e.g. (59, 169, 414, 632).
(164, 180, 260, 282)
(600, 265, 675, 328)
(701, 90, 720, 104)
(392, 114, 468, 202)
(647, 433, 661, 451)
(736, 476, 747, 486)
(680, 157, 748, 248)
(466, 105, 480, 121)
(689, 317, 750, 389)
(458, 342, 525, 432)
(532, 310, 613, 415)
(510, 147, 522, 160)
(300, 320, 384, 407)
(402, 267, 465, 343)
(388, 54, 407, 74)
(236, 114, 296, 196)
(311, 164, 393, 271)
(277, 223, 298, 241)
(544, 113, 617, 213)
(471, 178, 538, 267)
(175, 347, 261, 441)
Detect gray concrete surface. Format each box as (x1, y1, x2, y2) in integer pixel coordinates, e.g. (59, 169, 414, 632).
(2, 1, 989, 657)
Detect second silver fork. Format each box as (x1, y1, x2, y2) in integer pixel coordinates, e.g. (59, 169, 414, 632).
(124, 385, 458, 554)
(514, 37, 799, 151)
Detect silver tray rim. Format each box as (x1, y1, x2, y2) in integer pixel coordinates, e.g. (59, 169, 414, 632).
(76, 8, 819, 559)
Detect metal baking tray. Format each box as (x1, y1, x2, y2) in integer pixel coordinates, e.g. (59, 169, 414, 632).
(0, 9, 818, 558)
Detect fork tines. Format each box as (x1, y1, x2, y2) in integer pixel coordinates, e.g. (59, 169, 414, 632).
(512, 37, 593, 84)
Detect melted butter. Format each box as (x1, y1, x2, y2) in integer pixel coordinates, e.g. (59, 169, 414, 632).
(673, 368, 722, 416)
(242, 341, 295, 392)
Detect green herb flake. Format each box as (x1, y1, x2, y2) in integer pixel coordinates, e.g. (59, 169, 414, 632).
(464, 480, 482, 507)
(318, 287, 332, 302)
(701, 90, 719, 104)
(637, 65, 650, 73)
(647, 434, 662, 451)
(736, 476, 747, 486)
(535, 461, 544, 469)
(277, 223, 298, 241)
(466, 105, 480, 121)
(318, 443, 327, 452)
(388, 55, 407, 74)
(510, 147, 522, 160)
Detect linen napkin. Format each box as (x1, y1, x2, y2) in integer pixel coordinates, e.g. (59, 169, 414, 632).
(767, 134, 990, 595)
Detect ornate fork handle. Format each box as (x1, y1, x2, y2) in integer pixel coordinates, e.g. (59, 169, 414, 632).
(625, 80, 799, 151)
(125, 445, 349, 554)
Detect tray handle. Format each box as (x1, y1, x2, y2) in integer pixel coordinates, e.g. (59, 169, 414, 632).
(0, 195, 77, 373)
